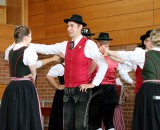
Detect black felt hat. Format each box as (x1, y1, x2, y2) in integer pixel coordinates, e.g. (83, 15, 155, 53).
(81, 28, 95, 36)
(138, 30, 153, 48)
(140, 30, 153, 41)
(64, 14, 87, 27)
(94, 32, 113, 40)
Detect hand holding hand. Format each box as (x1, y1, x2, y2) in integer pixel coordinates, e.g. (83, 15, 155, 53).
(50, 55, 61, 62)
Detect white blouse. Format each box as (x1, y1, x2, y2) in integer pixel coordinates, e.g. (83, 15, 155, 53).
(5, 43, 38, 66)
(47, 64, 64, 77)
(117, 47, 145, 69)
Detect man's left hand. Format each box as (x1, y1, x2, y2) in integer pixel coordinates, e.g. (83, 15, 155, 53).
(79, 83, 95, 92)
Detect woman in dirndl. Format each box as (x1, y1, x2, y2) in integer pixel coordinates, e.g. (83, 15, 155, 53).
(46, 55, 65, 130)
(132, 28, 160, 130)
(0, 25, 42, 130)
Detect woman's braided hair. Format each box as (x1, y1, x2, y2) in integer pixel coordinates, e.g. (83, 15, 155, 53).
(14, 25, 30, 43)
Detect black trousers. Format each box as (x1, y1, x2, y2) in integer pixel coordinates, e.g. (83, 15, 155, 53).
(85, 84, 118, 130)
(63, 87, 91, 130)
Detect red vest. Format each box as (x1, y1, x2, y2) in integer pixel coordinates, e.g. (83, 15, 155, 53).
(101, 56, 118, 85)
(64, 37, 92, 88)
(135, 66, 143, 94)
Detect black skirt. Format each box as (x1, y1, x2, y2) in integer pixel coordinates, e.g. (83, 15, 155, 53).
(132, 82, 160, 130)
(48, 90, 64, 130)
(0, 80, 42, 130)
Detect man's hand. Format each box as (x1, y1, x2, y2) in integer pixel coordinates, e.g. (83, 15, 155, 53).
(79, 83, 95, 92)
(131, 81, 135, 88)
(50, 55, 61, 62)
(99, 45, 109, 56)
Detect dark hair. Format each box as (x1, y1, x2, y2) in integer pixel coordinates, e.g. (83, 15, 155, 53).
(14, 25, 30, 43)
(59, 57, 64, 64)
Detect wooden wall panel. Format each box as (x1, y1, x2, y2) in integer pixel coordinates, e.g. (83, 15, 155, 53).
(44, 0, 116, 13)
(31, 24, 68, 40)
(29, 14, 45, 27)
(29, 0, 153, 28)
(154, 25, 160, 29)
(107, 26, 154, 46)
(28, 0, 44, 4)
(45, 0, 153, 25)
(0, 39, 14, 52)
(0, 25, 15, 52)
(154, 9, 160, 25)
(87, 11, 153, 32)
(31, 26, 46, 40)
(28, 1, 45, 15)
(22, 0, 28, 25)
(7, 0, 22, 25)
(32, 36, 70, 44)
(31, 11, 153, 41)
(154, 0, 160, 9)
(5, 0, 28, 25)
(0, 25, 15, 39)
(0, 6, 6, 24)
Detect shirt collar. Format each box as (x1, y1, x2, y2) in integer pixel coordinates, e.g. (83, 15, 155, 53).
(14, 43, 26, 50)
(72, 35, 83, 46)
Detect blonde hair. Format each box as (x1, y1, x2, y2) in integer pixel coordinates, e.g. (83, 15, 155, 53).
(150, 28, 160, 47)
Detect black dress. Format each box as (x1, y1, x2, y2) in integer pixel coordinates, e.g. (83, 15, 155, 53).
(48, 66, 64, 130)
(0, 47, 42, 130)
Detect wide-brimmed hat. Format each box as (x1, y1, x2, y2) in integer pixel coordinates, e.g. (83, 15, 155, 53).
(94, 32, 113, 40)
(81, 28, 95, 36)
(138, 30, 153, 48)
(64, 14, 87, 27)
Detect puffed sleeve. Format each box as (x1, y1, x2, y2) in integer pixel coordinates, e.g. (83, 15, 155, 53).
(23, 46, 38, 66)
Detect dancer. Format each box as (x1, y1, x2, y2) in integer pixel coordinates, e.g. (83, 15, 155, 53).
(100, 30, 153, 94)
(132, 28, 160, 130)
(46, 55, 64, 130)
(82, 32, 131, 130)
(0, 25, 42, 130)
(28, 14, 108, 130)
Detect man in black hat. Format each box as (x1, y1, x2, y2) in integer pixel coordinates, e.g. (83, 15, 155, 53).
(81, 28, 95, 39)
(83, 32, 128, 130)
(23, 14, 108, 130)
(99, 30, 153, 94)
(138, 30, 153, 50)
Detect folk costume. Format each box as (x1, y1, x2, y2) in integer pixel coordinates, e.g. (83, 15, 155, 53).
(132, 47, 160, 130)
(29, 33, 107, 129)
(85, 56, 127, 130)
(0, 44, 42, 130)
(47, 64, 64, 130)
